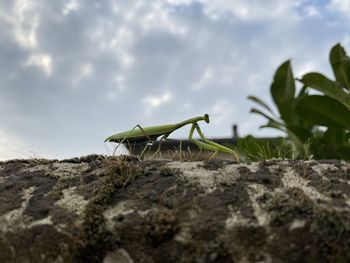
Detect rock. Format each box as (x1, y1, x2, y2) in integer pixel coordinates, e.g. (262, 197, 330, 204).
(0, 155, 349, 263)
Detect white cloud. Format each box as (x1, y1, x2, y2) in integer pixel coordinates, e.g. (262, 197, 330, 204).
(295, 61, 317, 76)
(165, 0, 331, 22)
(87, 17, 135, 81)
(81, 63, 93, 77)
(329, 0, 350, 14)
(208, 100, 237, 125)
(303, 5, 320, 17)
(25, 53, 53, 75)
(246, 73, 265, 89)
(12, 0, 39, 49)
(166, 0, 201, 5)
(141, 3, 188, 35)
(120, 52, 135, 68)
(166, 0, 307, 21)
(192, 67, 213, 90)
(71, 63, 93, 86)
(343, 34, 350, 48)
(143, 91, 173, 113)
(62, 0, 79, 16)
(0, 130, 24, 160)
(110, 27, 135, 50)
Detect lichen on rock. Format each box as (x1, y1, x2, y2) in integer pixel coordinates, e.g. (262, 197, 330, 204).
(0, 156, 349, 262)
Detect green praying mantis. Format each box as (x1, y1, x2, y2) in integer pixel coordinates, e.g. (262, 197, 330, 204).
(105, 114, 240, 161)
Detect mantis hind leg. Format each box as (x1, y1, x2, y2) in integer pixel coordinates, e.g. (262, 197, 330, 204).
(139, 142, 152, 159)
(112, 124, 154, 156)
(132, 124, 160, 158)
(150, 133, 170, 159)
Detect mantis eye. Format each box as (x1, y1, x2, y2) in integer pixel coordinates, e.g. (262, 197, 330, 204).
(204, 113, 210, 123)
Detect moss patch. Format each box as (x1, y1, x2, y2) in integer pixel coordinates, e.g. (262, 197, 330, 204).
(74, 156, 143, 262)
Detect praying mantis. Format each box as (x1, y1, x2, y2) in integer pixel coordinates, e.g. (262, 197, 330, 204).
(105, 114, 240, 160)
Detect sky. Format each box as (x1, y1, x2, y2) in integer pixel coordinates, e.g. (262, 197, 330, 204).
(0, 0, 350, 160)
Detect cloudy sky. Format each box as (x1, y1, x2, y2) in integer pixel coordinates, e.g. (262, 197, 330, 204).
(0, 0, 349, 160)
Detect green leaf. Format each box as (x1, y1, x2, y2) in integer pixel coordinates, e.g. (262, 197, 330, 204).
(247, 96, 276, 116)
(250, 108, 284, 128)
(260, 121, 285, 132)
(329, 43, 350, 90)
(301, 72, 350, 111)
(296, 85, 308, 99)
(285, 128, 307, 158)
(271, 60, 295, 102)
(271, 60, 297, 125)
(323, 128, 347, 144)
(309, 140, 350, 160)
(295, 95, 350, 129)
(326, 144, 350, 160)
(287, 125, 312, 143)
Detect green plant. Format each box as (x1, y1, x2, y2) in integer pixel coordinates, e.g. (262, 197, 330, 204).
(235, 135, 294, 161)
(249, 43, 350, 160)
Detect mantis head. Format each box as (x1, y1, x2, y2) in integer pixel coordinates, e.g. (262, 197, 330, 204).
(204, 113, 209, 123)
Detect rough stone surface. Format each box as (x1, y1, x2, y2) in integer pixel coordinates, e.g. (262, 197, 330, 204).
(0, 155, 349, 263)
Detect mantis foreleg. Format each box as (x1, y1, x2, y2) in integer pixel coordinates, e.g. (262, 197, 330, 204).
(188, 124, 219, 152)
(196, 125, 240, 161)
(189, 123, 240, 161)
